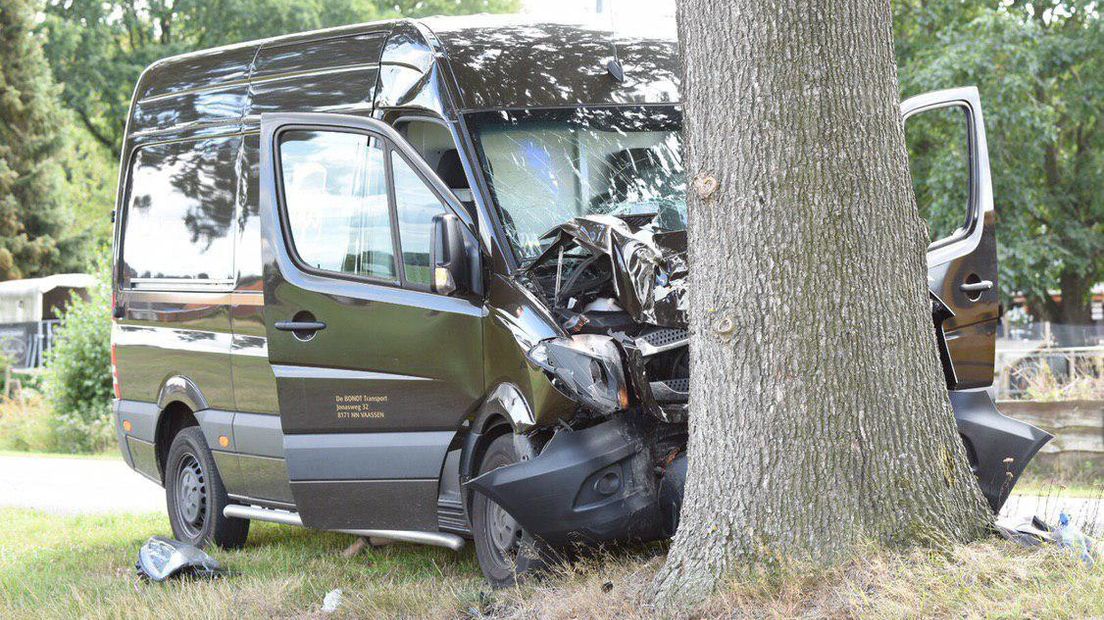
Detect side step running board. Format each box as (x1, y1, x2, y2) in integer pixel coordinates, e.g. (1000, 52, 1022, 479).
(223, 505, 465, 551)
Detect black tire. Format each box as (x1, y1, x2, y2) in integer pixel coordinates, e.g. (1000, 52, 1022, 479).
(164, 426, 249, 549)
(471, 434, 552, 588)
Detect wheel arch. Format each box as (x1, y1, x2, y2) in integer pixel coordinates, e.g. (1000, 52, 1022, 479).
(453, 383, 533, 522)
(152, 375, 212, 482)
(154, 400, 199, 482)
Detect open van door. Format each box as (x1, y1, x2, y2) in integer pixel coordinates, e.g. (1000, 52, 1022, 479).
(903, 87, 999, 389)
(902, 87, 1050, 510)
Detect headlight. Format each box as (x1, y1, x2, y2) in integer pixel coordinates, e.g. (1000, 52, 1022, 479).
(527, 334, 630, 414)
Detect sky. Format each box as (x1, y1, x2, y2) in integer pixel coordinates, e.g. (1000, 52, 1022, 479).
(521, 0, 676, 34)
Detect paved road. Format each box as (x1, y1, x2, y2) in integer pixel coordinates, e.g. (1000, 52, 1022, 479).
(1002, 493, 1104, 534)
(0, 454, 164, 515)
(3, 454, 1104, 535)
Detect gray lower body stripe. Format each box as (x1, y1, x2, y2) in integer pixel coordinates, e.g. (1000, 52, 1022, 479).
(283, 431, 454, 481)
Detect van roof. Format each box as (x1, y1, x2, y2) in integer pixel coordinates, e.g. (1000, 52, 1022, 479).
(127, 15, 679, 138)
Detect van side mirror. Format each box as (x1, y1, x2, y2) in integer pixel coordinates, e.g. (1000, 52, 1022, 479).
(432, 213, 475, 296)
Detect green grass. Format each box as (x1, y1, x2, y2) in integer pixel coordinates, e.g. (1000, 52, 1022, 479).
(0, 508, 485, 619)
(1013, 479, 1104, 499)
(4, 507, 1104, 619)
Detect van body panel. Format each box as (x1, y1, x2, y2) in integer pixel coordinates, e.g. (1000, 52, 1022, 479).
(126, 437, 160, 482)
(482, 274, 576, 429)
(193, 409, 245, 496)
(421, 17, 679, 111)
(283, 431, 454, 480)
(231, 412, 292, 502)
(295, 480, 440, 531)
(134, 45, 255, 102)
(115, 399, 161, 479)
(132, 85, 250, 136)
(113, 315, 235, 410)
(375, 22, 454, 117)
(237, 455, 294, 503)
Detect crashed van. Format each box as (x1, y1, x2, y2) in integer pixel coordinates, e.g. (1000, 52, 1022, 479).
(110, 16, 1051, 585)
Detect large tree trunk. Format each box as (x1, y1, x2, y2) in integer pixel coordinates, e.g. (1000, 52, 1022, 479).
(654, 0, 992, 604)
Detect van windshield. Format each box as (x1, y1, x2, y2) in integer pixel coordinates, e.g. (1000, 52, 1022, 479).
(467, 106, 685, 264)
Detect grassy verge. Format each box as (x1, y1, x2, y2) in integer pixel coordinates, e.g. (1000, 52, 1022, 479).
(3, 507, 1104, 619)
(1012, 478, 1104, 499)
(0, 508, 485, 619)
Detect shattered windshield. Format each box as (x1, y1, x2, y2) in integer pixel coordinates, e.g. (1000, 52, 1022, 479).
(467, 106, 686, 264)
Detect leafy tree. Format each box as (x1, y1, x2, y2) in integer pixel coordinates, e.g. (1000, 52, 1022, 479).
(0, 0, 86, 280)
(41, 0, 520, 155)
(895, 1, 1104, 333)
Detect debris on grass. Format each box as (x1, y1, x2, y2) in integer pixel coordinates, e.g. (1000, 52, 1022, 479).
(321, 588, 342, 613)
(134, 536, 224, 582)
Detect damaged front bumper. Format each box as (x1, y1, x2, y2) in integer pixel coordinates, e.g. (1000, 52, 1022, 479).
(467, 416, 682, 545)
(952, 388, 1052, 511)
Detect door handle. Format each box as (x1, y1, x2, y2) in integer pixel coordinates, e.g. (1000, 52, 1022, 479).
(275, 321, 326, 332)
(960, 280, 993, 292)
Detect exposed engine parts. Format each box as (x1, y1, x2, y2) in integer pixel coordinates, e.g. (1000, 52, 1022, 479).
(520, 214, 690, 423)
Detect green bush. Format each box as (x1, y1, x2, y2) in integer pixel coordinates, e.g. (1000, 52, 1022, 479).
(43, 250, 113, 453)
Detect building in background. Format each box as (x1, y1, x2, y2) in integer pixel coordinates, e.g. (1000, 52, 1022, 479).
(0, 274, 93, 369)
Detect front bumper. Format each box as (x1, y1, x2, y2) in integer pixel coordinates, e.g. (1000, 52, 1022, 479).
(466, 417, 677, 545)
(951, 389, 1052, 511)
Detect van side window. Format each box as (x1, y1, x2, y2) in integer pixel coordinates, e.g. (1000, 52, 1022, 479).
(391, 152, 448, 288)
(278, 130, 396, 280)
(121, 137, 239, 285)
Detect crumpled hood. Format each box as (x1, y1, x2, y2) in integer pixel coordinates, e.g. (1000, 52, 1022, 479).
(525, 214, 689, 328)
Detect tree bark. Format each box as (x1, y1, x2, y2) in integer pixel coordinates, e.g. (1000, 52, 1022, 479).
(654, 0, 992, 605)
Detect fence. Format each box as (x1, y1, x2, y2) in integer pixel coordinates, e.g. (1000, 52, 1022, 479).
(998, 321, 1104, 347)
(995, 321, 1104, 401)
(997, 400, 1104, 472)
(0, 319, 61, 369)
(996, 346, 1104, 401)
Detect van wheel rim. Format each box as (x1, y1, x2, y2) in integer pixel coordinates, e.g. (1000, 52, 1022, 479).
(175, 454, 207, 537)
(487, 500, 522, 561)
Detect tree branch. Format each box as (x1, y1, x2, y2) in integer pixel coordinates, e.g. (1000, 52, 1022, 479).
(73, 106, 117, 154)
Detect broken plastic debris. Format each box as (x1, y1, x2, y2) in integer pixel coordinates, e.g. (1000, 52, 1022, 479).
(994, 515, 1055, 547)
(322, 588, 343, 613)
(135, 536, 224, 582)
(996, 512, 1098, 566)
(1055, 512, 1096, 567)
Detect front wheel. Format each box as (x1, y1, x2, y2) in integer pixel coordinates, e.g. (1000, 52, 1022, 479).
(164, 427, 249, 549)
(470, 433, 555, 587)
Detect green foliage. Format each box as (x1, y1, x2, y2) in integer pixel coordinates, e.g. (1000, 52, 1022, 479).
(57, 126, 118, 248)
(42, 249, 113, 453)
(0, 0, 87, 280)
(895, 2, 1104, 324)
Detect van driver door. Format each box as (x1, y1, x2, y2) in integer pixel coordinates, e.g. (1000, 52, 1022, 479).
(902, 87, 999, 389)
(258, 112, 484, 532)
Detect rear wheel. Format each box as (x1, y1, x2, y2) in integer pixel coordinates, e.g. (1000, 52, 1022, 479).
(164, 427, 249, 549)
(471, 434, 551, 587)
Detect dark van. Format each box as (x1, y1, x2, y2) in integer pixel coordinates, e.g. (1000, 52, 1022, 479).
(111, 16, 1051, 585)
